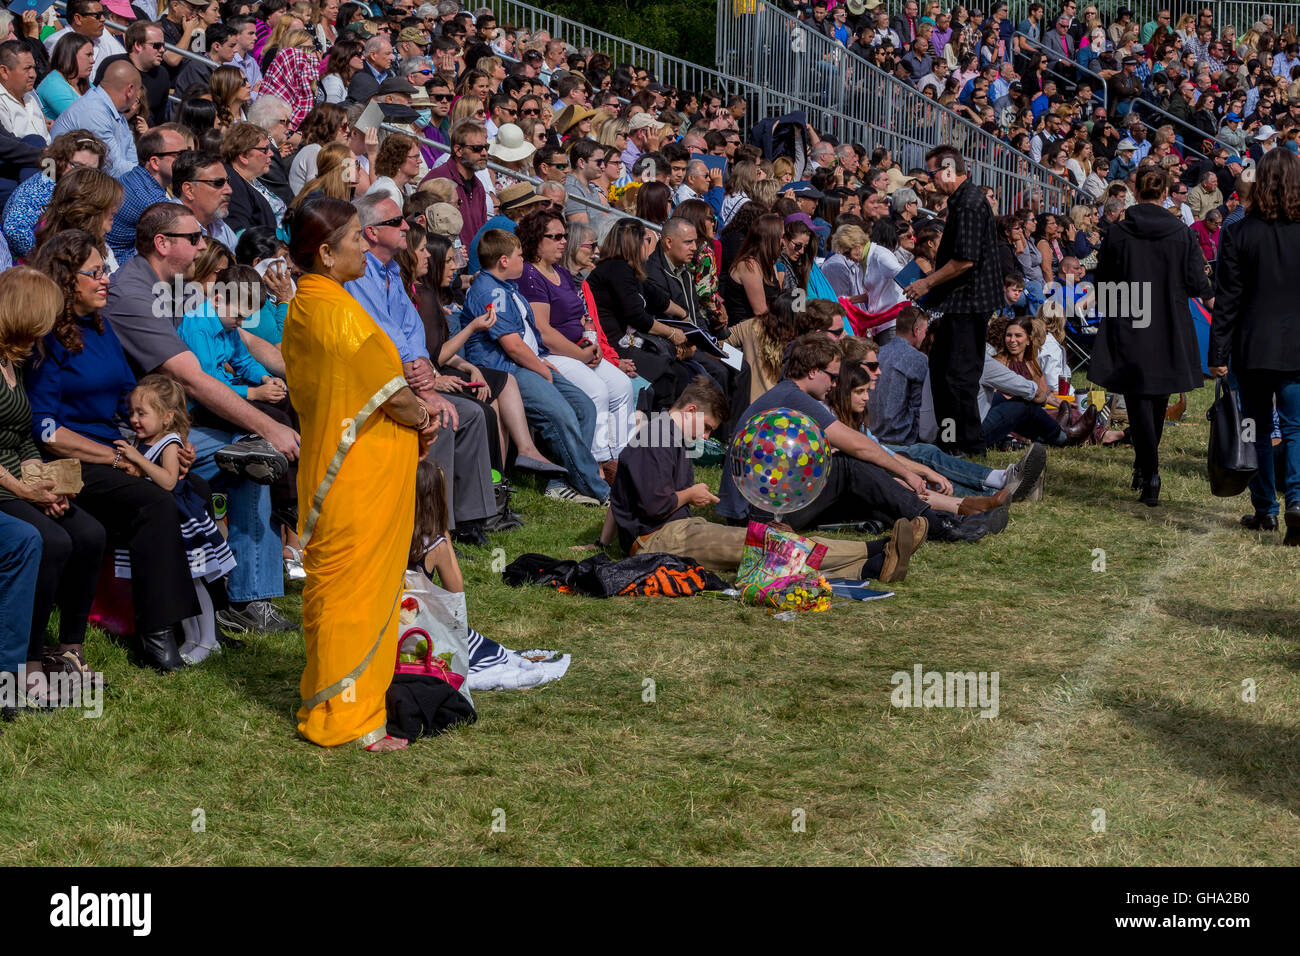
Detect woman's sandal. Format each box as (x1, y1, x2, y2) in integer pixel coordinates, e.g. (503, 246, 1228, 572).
(43, 650, 106, 693)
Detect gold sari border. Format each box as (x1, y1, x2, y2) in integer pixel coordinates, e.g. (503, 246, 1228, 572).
(300, 584, 401, 712)
(299, 375, 408, 549)
(355, 726, 389, 749)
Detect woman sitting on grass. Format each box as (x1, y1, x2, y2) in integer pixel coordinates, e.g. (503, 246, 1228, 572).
(830, 358, 1010, 517)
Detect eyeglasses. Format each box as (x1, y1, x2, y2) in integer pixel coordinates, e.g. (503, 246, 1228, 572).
(77, 266, 109, 280)
(373, 216, 405, 229)
(194, 176, 229, 188)
(543, 232, 567, 241)
(163, 231, 204, 244)
(788, 240, 809, 253)
(249, 143, 274, 154)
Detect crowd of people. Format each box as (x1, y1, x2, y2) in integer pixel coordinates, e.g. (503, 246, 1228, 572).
(0, 1, 1295, 749)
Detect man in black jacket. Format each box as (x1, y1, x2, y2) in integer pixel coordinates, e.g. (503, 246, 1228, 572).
(644, 218, 734, 396)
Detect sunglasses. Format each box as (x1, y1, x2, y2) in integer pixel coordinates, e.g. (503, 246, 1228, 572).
(543, 232, 567, 241)
(431, 93, 454, 101)
(80, 9, 106, 19)
(520, 107, 540, 116)
(148, 41, 165, 49)
(249, 143, 274, 154)
(864, 361, 880, 372)
(373, 215, 405, 229)
(461, 143, 488, 152)
(163, 231, 204, 244)
(820, 368, 839, 383)
(194, 176, 229, 188)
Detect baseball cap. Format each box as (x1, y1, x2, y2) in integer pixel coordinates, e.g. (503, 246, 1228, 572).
(1225, 153, 1243, 165)
(791, 184, 825, 200)
(627, 113, 665, 132)
(397, 27, 427, 44)
(377, 76, 419, 97)
(425, 203, 463, 238)
(1226, 112, 1242, 121)
(783, 212, 816, 229)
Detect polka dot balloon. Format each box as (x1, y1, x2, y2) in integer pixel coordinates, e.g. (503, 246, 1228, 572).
(729, 407, 830, 518)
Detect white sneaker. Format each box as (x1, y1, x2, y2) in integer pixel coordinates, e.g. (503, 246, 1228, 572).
(545, 484, 601, 506)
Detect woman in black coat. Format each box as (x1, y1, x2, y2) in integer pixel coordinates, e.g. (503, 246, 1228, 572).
(586, 217, 695, 410)
(1091, 167, 1213, 506)
(1208, 149, 1300, 543)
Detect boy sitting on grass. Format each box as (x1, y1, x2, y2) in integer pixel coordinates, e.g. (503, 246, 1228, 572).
(606, 374, 924, 583)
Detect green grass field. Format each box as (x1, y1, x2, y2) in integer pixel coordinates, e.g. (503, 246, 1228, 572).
(3, 384, 1298, 866)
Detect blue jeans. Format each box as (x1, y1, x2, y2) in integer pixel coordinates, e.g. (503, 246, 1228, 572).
(513, 368, 610, 501)
(0, 511, 41, 673)
(886, 442, 993, 497)
(189, 425, 282, 603)
(1238, 370, 1300, 516)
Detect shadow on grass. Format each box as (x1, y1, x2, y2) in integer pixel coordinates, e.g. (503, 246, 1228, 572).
(1101, 691, 1300, 813)
(1158, 599, 1300, 642)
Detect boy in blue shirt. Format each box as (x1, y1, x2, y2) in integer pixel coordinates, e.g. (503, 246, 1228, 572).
(179, 265, 286, 407)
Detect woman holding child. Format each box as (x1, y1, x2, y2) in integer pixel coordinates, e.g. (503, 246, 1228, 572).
(282, 197, 439, 751)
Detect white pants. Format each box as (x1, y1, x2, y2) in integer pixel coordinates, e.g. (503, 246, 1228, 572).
(547, 355, 635, 462)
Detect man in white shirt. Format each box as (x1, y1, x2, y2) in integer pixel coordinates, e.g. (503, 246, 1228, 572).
(43, 0, 125, 79)
(0, 41, 48, 144)
(1163, 180, 1195, 226)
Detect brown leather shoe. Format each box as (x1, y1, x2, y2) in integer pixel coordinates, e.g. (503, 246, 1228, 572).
(879, 517, 924, 583)
(1064, 405, 1097, 444)
(957, 486, 1011, 515)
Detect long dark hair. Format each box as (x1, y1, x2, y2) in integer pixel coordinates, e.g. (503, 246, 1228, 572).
(829, 359, 874, 431)
(634, 181, 672, 225)
(782, 219, 814, 288)
(410, 459, 450, 563)
(1250, 147, 1300, 222)
(599, 217, 650, 279)
(50, 33, 92, 92)
(29, 230, 102, 353)
(421, 231, 455, 345)
(754, 290, 824, 382)
(731, 212, 783, 280)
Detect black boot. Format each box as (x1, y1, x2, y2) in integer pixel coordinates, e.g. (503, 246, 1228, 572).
(1131, 463, 1145, 491)
(1285, 510, 1300, 547)
(139, 628, 185, 673)
(1241, 513, 1279, 531)
(933, 505, 1010, 542)
(1139, 473, 1161, 507)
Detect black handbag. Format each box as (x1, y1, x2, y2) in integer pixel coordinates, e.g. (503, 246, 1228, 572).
(1206, 378, 1258, 497)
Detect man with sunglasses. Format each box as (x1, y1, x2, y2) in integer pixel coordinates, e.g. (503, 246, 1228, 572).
(174, 148, 237, 251)
(108, 124, 194, 264)
(395, 26, 428, 61)
(563, 139, 613, 236)
(105, 202, 297, 636)
(423, 74, 454, 145)
(105, 20, 169, 125)
(424, 117, 489, 249)
(43, 0, 124, 78)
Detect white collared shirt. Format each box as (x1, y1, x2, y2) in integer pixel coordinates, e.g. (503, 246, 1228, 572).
(0, 85, 49, 143)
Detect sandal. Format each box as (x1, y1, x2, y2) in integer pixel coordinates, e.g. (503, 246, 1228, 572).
(43, 650, 106, 693)
(365, 735, 409, 752)
(283, 546, 306, 581)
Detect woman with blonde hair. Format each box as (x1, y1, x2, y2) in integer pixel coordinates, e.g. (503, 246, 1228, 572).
(771, 156, 795, 185)
(191, 240, 234, 291)
(450, 95, 487, 124)
(477, 56, 506, 91)
(720, 159, 760, 227)
(597, 117, 628, 152)
(588, 107, 615, 140)
(209, 65, 250, 128)
(291, 142, 358, 209)
(518, 116, 549, 150)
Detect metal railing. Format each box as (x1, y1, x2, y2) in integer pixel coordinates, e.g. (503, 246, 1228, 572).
(1003, 2, 1300, 32)
(485, 0, 758, 119)
(1013, 28, 1110, 108)
(1012, 29, 1232, 161)
(83, 6, 661, 232)
(721, 1, 1084, 212)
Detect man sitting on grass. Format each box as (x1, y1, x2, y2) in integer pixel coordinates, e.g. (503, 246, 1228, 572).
(717, 334, 1011, 542)
(608, 375, 924, 583)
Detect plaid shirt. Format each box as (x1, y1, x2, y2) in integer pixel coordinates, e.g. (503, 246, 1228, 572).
(928, 176, 1003, 315)
(259, 47, 322, 128)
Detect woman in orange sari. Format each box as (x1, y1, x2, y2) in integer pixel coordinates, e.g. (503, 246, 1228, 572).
(282, 196, 438, 751)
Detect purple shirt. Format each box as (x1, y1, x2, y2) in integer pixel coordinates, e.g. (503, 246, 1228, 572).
(516, 262, 587, 344)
